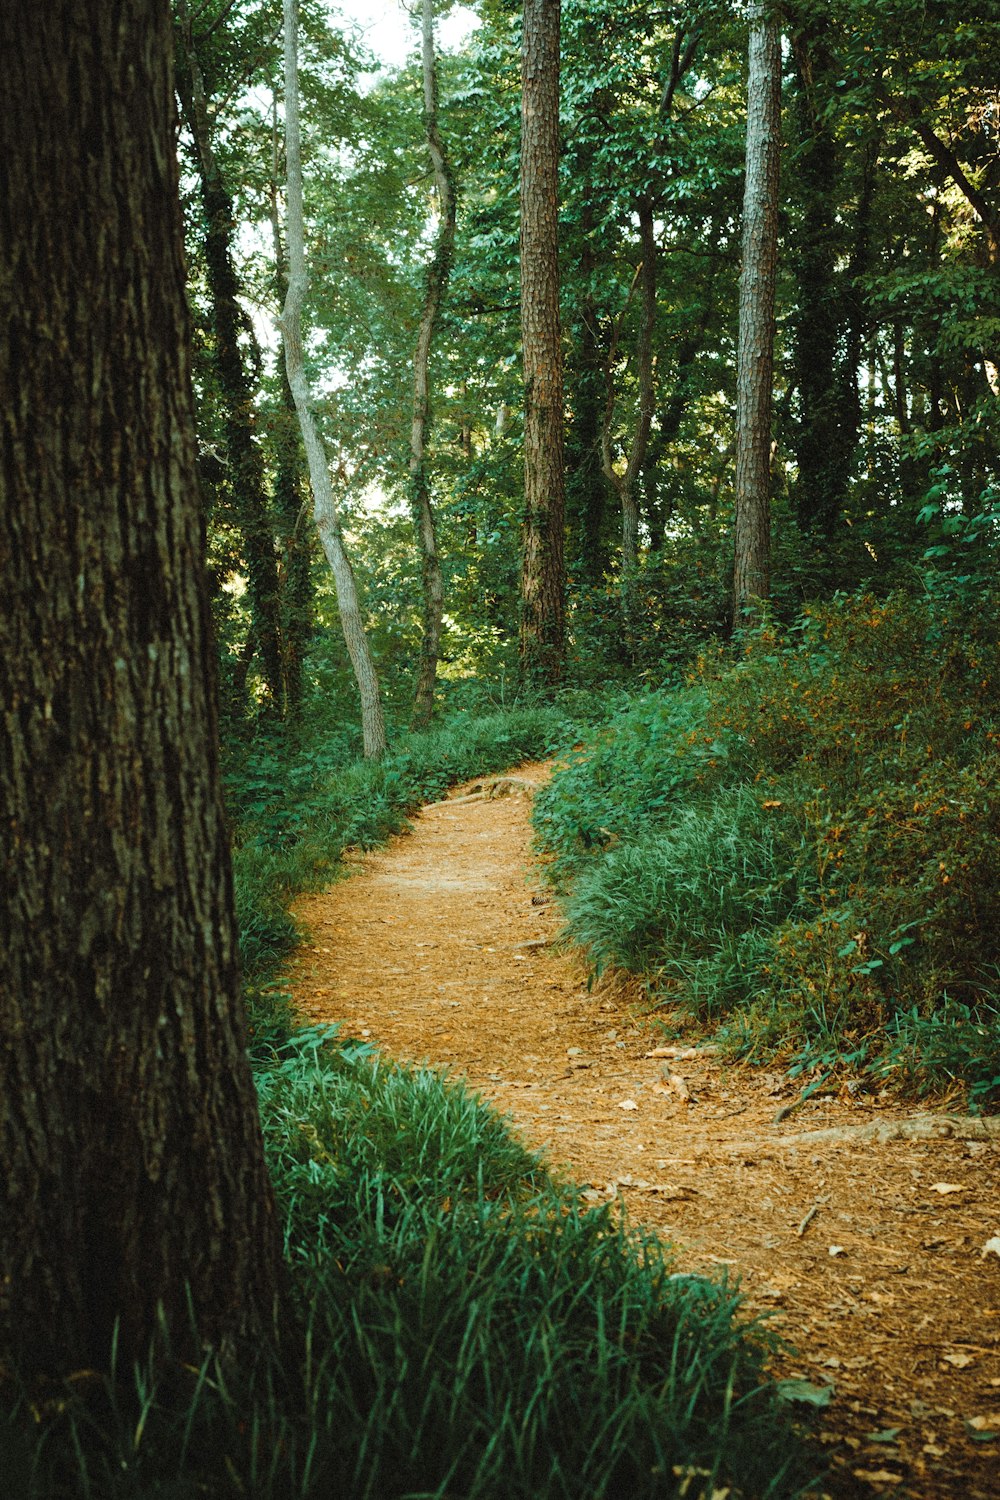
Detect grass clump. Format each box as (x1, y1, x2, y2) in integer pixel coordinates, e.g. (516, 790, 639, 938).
(535, 588, 1000, 1104)
(4, 1028, 816, 1498)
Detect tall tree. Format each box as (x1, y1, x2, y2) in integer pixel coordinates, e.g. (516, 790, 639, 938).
(733, 1, 781, 626)
(409, 0, 457, 729)
(175, 0, 287, 713)
(0, 0, 283, 1377)
(279, 0, 386, 758)
(519, 0, 566, 685)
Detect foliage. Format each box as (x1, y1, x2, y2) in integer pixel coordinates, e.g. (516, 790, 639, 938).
(3, 1027, 816, 1498)
(535, 589, 1000, 1102)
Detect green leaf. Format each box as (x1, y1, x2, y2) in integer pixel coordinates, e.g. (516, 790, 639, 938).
(775, 1379, 835, 1408)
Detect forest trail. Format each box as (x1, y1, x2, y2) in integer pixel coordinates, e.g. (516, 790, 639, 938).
(289, 763, 1000, 1500)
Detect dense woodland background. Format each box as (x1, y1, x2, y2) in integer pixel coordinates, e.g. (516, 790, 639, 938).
(189, 0, 1000, 1100)
(2, 1, 998, 1493)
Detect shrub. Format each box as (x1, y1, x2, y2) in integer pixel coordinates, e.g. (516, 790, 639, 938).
(535, 588, 1000, 1099)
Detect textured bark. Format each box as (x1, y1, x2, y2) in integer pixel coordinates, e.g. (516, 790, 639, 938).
(520, 0, 566, 686)
(269, 112, 312, 719)
(279, 0, 385, 758)
(0, 0, 283, 1377)
(410, 0, 457, 730)
(733, 3, 781, 627)
(176, 3, 285, 711)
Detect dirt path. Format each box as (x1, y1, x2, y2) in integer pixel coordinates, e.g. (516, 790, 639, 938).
(289, 763, 1000, 1500)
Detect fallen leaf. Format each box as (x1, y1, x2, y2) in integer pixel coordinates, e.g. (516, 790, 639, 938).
(929, 1182, 966, 1195)
(776, 1378, 835, 1408)
(828, 1245, 847, 1257)
(867, 1428, 902, 1444)
(981, 1237, 1000, 1260)
(942, 1352, 976, 1369)
(852, 1469, 903, 1485)
(663, 1069, 692, 1100)
(967, 1413, 1000, 1436)
(617, 1098, 639, 1111)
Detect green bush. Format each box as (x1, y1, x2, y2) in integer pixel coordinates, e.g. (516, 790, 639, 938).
(535, 588, 1000, 1099)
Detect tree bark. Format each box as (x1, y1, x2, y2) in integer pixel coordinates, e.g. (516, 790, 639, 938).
(279, 0, 385, 758)
(410, 0, 457, 730)
(0, 0, 283, 1378)
(175, 2, 285, 713)
(520, 0, 566, 686)
(269, 100, 312, 719)
(733, 3, 781, 628)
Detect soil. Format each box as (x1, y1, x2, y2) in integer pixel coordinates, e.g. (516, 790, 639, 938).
(289, 762, 1000, 1500)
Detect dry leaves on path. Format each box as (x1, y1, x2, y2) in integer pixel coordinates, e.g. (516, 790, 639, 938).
(289, 761, 1000, 1500)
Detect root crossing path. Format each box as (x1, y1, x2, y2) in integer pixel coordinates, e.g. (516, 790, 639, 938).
(290, 763, 1000, 1500)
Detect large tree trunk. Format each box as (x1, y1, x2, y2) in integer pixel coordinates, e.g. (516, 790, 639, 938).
(733, 2, 781, 628)
(410, 0, 457, 730)
(175, 2, 285, 713)
(279, 0, 385, 759)
(269, 105, 312, 719)
(520, 0, 566, 686)
(0, 0, 284, 1379)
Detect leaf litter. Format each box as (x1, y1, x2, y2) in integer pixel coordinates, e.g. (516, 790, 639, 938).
(290, 762, 1000, 1500)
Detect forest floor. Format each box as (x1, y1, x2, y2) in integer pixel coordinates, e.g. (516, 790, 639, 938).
(289, 761, 1000, 1500)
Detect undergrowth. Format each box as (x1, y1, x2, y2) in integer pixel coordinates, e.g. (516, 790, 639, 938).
(3, 1028, 816, 1498)
(535, 587, 1000, 1107)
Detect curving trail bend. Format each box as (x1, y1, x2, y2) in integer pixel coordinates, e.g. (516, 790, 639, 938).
(290, 763, 1000, 1500)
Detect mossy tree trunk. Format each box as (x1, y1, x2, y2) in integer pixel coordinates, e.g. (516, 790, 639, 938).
(175, 1, 285, 713)
(733, 2, 781, 628)
(0, 0, 284, 1378)
(520, 0, 567, 687)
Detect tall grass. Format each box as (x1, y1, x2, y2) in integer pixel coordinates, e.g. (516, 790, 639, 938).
(4, 1028, 816, 1498)
(535, 589, 1000, 1103)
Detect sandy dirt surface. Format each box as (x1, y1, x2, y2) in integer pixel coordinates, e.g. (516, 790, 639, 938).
(289, 763, 1000, 1499)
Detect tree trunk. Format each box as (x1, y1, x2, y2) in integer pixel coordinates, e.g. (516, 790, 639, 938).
(0, 0, 284, 1379)
(733, 3, 781, 628)
(175, 3, 285, 713)
(520, 0, 566, 687)
(410, 0, 457, 730)
(269, 104, 312, 719)
(279, 0, 385, 759)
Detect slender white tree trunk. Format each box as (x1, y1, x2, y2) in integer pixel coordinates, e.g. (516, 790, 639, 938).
(733, 2, 781, 629)
(279, 0, 385, 758)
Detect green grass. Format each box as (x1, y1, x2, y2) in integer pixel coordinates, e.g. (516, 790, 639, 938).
(534, 588, 1000, 1104)
(3, 1028, 818, 1498)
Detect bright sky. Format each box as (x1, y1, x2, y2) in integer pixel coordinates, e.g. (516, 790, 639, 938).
(331, 0, 479, 73)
